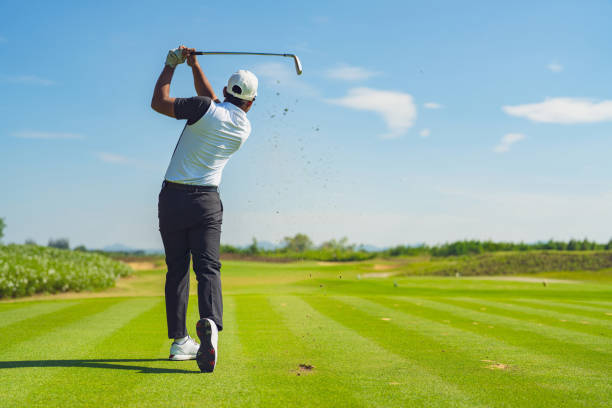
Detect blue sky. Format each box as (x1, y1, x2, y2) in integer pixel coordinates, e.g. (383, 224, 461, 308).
(1, 0, 611, 249)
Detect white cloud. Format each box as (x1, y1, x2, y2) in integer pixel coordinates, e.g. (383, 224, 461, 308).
(424, 102, 443, 109)
(13, 131, 83, 140)
(494, 133, 525, 153)
(2, 75, 55, 86)
(419, 128, 431, 138)
(503, 98, 612, 124)
(97, 152, 132, 164)
(325, 64, 379, 81)
(327, 87, 417, 139)
(547, 62, 563, 72)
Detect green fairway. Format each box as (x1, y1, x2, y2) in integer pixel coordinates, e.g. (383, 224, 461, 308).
(1, 260, 611, 407)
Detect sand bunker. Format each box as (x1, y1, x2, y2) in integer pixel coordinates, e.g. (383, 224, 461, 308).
(362, 272, 394, 279)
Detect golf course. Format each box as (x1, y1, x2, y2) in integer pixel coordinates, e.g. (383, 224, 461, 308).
(1, 258, 610, 407)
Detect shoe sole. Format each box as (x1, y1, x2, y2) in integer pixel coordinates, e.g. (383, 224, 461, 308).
(196, 319, 216, 373)
(168, 354, 196, 361)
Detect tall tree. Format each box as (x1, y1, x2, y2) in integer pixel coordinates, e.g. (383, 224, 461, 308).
(282, 233, 313, 252)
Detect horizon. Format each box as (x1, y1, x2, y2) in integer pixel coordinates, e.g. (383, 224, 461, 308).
(2, 1, 612, 249)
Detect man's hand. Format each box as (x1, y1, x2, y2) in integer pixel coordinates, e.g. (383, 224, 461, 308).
(165, 46, 187, 68)
(183, 46, 198, 67)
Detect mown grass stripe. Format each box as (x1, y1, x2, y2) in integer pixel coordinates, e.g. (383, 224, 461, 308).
(234, 294, 365, 407)
(272, 295, 481, 408)
(379, 296, 612, 374)
(0, 299, 113, 350)
(568, 300, 612, 308)
(463, 298, 612, 335)
(305, 295, 606, 408)
(511, 298, 612, 316)
(0, 301, 76, 329)
(0, 297, 155, 408)
(435, 297, 612, 354)
(18, 298, 164, 407)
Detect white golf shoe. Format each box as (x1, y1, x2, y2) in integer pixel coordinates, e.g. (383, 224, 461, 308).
(196, 318, 218, 373)
(168, 336, 200, 361)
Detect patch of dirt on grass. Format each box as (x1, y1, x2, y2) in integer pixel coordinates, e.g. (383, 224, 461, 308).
(373, 264, 395, 271)
(124, 261, 161, 271)
(481, 359, 510, 370)
(294, 364, 315, 376)
(362, 272, 394, 278)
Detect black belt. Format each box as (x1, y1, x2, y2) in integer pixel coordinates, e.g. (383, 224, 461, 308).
(163, 180, 218, 192)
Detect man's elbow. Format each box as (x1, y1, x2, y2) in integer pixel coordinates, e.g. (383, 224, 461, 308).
(151, 97, 160, 113)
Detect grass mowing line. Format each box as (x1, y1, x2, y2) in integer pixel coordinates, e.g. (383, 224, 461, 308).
(234, 294, 366, 407)
(0, 298, 152, 408)
(483, 299, 612, 330)
(19, 299, 165, 408)
(0, 301, 77, 329)
(0, 300, 107, 350)
(435, 298, 612, 354)
(464, 298, 612, 336)
(308, 295, 602, 408)
(511, 298, 612, 315)
(566, 299, 612, 308)
(381, 296, 612, 377)
(276, 295, 481, 408)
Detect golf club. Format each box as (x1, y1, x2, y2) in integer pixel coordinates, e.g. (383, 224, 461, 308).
(192, 51, 303, 75)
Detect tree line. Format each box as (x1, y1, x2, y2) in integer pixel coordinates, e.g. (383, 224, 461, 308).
(221, 235, 612, 260)
(2, 215, 611, 261)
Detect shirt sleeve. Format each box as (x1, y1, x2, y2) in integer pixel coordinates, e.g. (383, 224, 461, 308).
(174, 96, 212, 125)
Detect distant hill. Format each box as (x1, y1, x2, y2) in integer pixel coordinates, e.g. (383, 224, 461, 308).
(100, 244, 163, 254)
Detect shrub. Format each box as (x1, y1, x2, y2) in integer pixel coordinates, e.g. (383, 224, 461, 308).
(430, 251, 612, 276)
(0, 217, 5, 242)
(0, 244, 132, 298)
(48, 238, 70, 250)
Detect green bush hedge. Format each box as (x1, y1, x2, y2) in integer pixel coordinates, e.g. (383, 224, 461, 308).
(430, 251, 612, 276)
(0, 244, 132, 298)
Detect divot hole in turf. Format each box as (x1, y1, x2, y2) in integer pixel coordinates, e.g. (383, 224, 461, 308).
(294, 364, 315, 376)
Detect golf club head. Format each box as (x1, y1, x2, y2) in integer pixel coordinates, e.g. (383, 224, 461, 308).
(292, 55, 303, 75)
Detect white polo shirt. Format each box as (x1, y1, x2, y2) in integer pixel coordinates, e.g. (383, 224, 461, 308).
(164, 98, 251, 186)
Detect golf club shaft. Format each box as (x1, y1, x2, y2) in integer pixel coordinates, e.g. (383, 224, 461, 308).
(193, 51, 293, 57)
(191, 51, 302, 75)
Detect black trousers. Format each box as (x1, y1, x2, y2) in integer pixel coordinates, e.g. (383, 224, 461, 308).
(158, 182, 223, 339)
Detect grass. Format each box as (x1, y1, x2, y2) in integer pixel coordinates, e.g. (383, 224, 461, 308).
(0, 260, 610, 407)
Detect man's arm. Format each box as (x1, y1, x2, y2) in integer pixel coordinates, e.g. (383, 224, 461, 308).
(186, 51, 220, 102)
(151, 65, 177, 118)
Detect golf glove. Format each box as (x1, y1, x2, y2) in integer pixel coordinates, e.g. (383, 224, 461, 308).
(165, 48, 186, 68)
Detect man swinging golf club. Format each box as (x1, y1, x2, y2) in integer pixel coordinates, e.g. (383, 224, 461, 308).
(151, 46, 257, 372)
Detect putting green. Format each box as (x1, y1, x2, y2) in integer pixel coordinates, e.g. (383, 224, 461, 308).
(0, 260, 610, 407)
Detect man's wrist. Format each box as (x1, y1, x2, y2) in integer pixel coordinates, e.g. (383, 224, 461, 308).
(191, 62, 201, 69)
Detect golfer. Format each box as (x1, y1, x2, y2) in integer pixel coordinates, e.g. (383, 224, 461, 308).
(151, 46, 257, 373)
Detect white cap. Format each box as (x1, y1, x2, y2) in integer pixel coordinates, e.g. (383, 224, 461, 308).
(227, 70, 258, 101)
